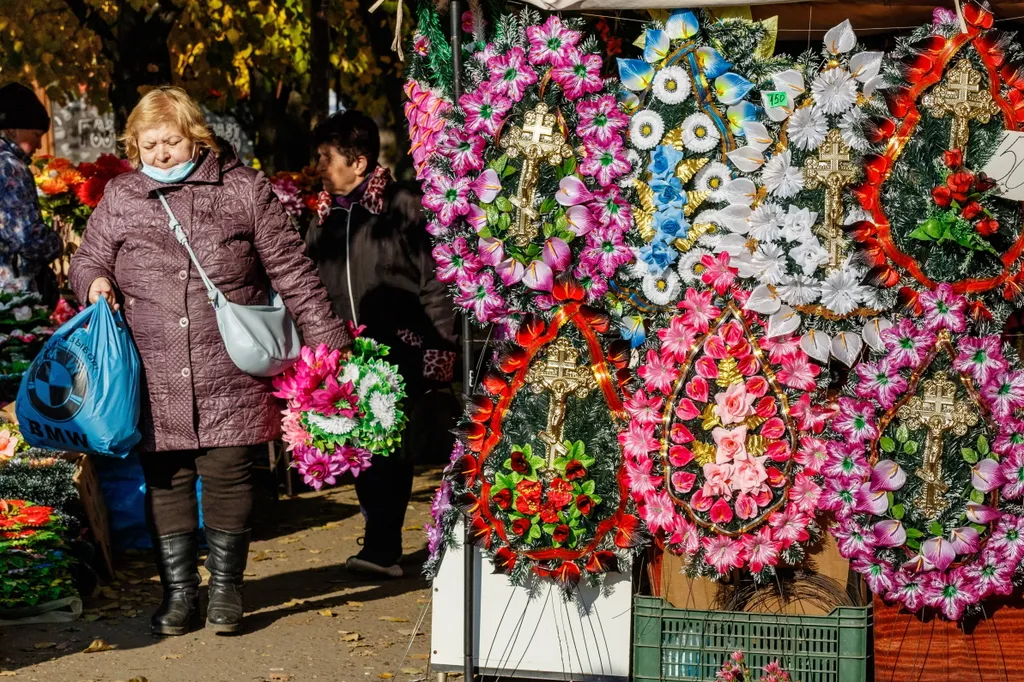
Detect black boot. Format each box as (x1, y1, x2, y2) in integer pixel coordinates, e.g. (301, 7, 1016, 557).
(204, 527, 250, 635)
(151, 532, 200, 636)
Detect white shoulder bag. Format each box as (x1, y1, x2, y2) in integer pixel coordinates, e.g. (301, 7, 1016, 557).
(157, 191, 301, 377)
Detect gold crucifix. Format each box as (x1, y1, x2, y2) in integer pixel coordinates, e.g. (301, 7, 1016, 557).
(500, 102, 573, 248)
(922, 58, 1000, 151)
(525, 337, 596, 471)
(803, 129, 858, 271)
(896, 373, 979, 518)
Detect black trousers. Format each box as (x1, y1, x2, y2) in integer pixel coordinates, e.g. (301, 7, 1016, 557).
(140, 446, 258, 537)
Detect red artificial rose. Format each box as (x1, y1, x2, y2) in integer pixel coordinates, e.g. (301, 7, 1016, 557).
(947, 171, 975, 202)
(492, 488, 512, 510)
(509, 450, 531, 474)
(943, 148, 964, 169)
(547, 478, 575, 509)
(514, 480, 542, 515)
(961, 201, 984, 220)
(576, 494, 594, 516)
(976, 172, 998, 192)
(977, 217, 1001, 236)
(539, 502, 561, 524)
(511, 517, 531, 536)
(551, 524, 571, 544)
(931, 185, 953, 208)
(564, 459, 587, 481)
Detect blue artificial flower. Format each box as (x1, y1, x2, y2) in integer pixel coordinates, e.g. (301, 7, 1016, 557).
(649, 175, 688, 208)
(654, 210, 690, 242)
(644, 29, 671, 64)
(648, 144, 684, 178)
(695, 46, 732, 79)
(617, 58, 656, 92)
(728, 101, 763, 136)
(619, 315, 647, 348)
(639, 239, 679, 274)
(665, 10, 700, 40)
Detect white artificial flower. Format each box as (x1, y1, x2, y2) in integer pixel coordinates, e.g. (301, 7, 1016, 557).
(369, 391, 398, 430)
(788, 106, 828, 151)
(818, 269, 864, 316)
(642, 269, 682, 306)
(811, 67, 858, 115)
(677, 248, 711, 283)
(306, 413, 358, 436)
(340, 364, 361, 386)
(695, 162, 732, 200)
(859, 281, 885, 311)
(12, 306, 31, 322)
(625, 247, 650, 280)
(782, 205, 818, 243)
(791, 239, 828, 276)
(762, 151, 805, 199)
(776, 274, 821, 306)
(630, 110, 665, 150)
(619, 149, 642, 188)
(697, 231, 724, 251)
(748, 203, 785, 242)
(845, 206, 872, 225)
(681, 112, 720, 154)
(838, 107, 869, 152)
(653, 66, 692, 105)
(358, 373, 381, 400)
(751, 243, 788, 285)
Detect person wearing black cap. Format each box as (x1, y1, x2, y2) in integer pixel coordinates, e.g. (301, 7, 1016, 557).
(0, 82, 62, 296)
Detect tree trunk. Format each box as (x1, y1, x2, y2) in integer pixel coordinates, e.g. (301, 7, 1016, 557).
(309, 0, 331, 132)
(109, 2, 180, 132)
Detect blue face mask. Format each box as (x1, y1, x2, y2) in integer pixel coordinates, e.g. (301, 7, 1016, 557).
(141, 157, 197, 184)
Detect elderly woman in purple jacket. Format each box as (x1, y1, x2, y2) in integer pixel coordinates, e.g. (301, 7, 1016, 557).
(70, 87, 350, 636)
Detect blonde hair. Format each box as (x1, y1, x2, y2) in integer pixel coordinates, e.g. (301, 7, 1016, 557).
(120, 86, 220, 168)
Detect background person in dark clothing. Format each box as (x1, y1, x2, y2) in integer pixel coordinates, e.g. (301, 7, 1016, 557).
(307, 110, 458, 578)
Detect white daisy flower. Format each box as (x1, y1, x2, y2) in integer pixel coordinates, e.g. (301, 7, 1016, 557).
(791, 239, 828, 276)
(695, 162, 732, 200)
(625, 247, 650, 280)
(358, 373, 381, 400)
(819, 269, 864, 316)
(619, 149, 642, 188)
(630, 110, 665, 150)
(838, 107, 869, 152)
(369, 391, 398, 430)
(788, 106, 828, 151)
(811, 67, 858, 115)
(681, 113, 720, 153)
(782, 205, 818, 243)
(340, 364, 361, 386)
(642, 269, 682, 306)
(697, 231, 724, 252)
(776, 274, 820, 306)
(762, 151, 805, 198)
(677, 248, 711, 283)
(306, 413, 358, 436)
(748, 203, 785, 242)
(751, 243, 788, 285)
(653, 66, 692, 105)
(859, 281, 885, 311)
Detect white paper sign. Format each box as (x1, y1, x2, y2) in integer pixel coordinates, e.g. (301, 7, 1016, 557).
(983, 130, 1024, 201)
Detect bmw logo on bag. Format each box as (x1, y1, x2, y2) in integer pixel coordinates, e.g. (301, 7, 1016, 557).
(26, 344, 89, 422)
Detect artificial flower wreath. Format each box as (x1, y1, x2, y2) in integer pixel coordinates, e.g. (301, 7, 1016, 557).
(821, 285, 1024, 619)
(626, 253, 830, 581)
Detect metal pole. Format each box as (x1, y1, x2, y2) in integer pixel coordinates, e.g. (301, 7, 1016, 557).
(448, 5, 474, 682)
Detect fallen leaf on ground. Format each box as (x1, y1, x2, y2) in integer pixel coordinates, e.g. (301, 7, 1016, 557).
(0, 672, 15, 676)
(401, 668, 424, 675)
(269, 674, 292, 682)
(401, 526, 422, 532)
(128, 677, 149, 682)
(397, 629, 422, 637)
(347, 601, 364, 608)
(32, 642, 55, 650)
(83, 614, 102, 622)
(339, 631, 362, 642)
(348, 642, 371, 649)
(278, 538, 300, 544)
(83, 639, 116, 654)
(161, 654, 183, 660)
(252, 552, 272, 562)
(379, 616, 409, 623)
(318, 609, 334, 617)
(282, 599, 305, 609)
(308, 549, 322, 554)
(99, 587, 119, 600)
(410, 654, 429, 661)
(379, 674, 393, 679)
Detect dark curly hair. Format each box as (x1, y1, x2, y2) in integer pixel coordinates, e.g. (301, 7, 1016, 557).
(312, 110, 380, 166)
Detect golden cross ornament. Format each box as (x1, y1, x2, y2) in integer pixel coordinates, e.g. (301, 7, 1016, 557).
(896, 373, 979, 518)
(500, 102, 573, 248)
(803, 129, 858, 270)
(922, 58, 1000, 151)
(525, 336, 597, 470)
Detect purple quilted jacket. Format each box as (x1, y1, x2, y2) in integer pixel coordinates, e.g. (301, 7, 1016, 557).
(69, 146, 350, 453)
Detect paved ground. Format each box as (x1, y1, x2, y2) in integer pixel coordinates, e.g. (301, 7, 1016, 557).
(0, 467, 450, 682)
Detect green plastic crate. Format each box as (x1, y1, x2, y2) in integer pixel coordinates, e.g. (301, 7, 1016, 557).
(633, 596, 871, 682)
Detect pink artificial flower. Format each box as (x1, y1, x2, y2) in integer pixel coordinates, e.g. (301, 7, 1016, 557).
(966, 502, 1003, 524)
(280, 409, 308, 451)
(823, 442, 870, 481)
(574, 262, 608, 302)
(994, 418, 1024, 459)
(776, 352, 821, 392)
(579, 137, 630, 188)
(293, 444, 344, 491)
(564, 204, 597, 236)
(989, 515, 1024, 563)
(714, 383, 756, 425)
(700, 252, 737, 295)
(924, 570, 978, 620)
(702, 462, 734, 499)
(971, 457, 1005, 493)
(891, 571, 926, 612)
(658, 316, 698, 363)
(788, 473, 822, 512)
(1001, 452, 1024, 499)
(832, 398, 879, 443)
(624, 389, 664, 426)
(918, 283, 967, 334)
(471, 168, 501, 203)
(741, 526, 780, 573)
(873, 519, 907, 548)
(576, 95, 630, 146)
(671, 470, 697, 495)
(871, 459, 907, 491)
(550, 48, 604, 100)
(413, 33, 430, 56)
(620, 421, 659, 460)
(437, 128, 486, 176)
(334, 444, 374, 477)
(460, 85, 513, 137)
(642, 489, 677, 534)
(855, 483, 889, 515)
(982, 369, 1024, 418)
(760, 335, 802, 365)
(854, 358, 907, 409)
(820, 477, 861, 519)
(710, 497, 735, 523)
(526, 15, 581, 66)
(950, 526, 980, 554)
(790, 393, 835, 434)
(581, 224, 633, 279)
(433, 237, 482, 283)
(589, 186, 632, 233)
(423, 174, 471, 226)
(769, 507, 811, 548)
(625, 455, 661, 499)
(522, 260, 554, 291)
(712, 425, 748, 463)
(496, 258, 526, 286)
(880, 318, 934, 370)
(854, 558, 895, 595)
(466, 204, 488, 234)
(732, 458, 769, 498)
(954, 335, 1006, 386)
(309, 375, 359, 417)
(542, 237, 572, 271)
(832, 521, 877, 558)
(638, 349, 679, 394)
(486, 47, 537, 101)
(678, 289, 719, 333)
(478, 237, 505, 267)
(668, 517, 701, 554)
(555, 175, 592, 206)
(964, 548, 1016, 598)
(456, 270, 506, 323)
(703, 535, 744, 575)
(795, 436, 827, 474)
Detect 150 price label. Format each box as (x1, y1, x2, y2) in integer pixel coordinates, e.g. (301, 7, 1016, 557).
(763, 91, 790, 109)
(982, 130, 1024, 202)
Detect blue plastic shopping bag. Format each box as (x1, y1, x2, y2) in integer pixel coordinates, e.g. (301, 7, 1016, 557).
(16, 299, 141, 457)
